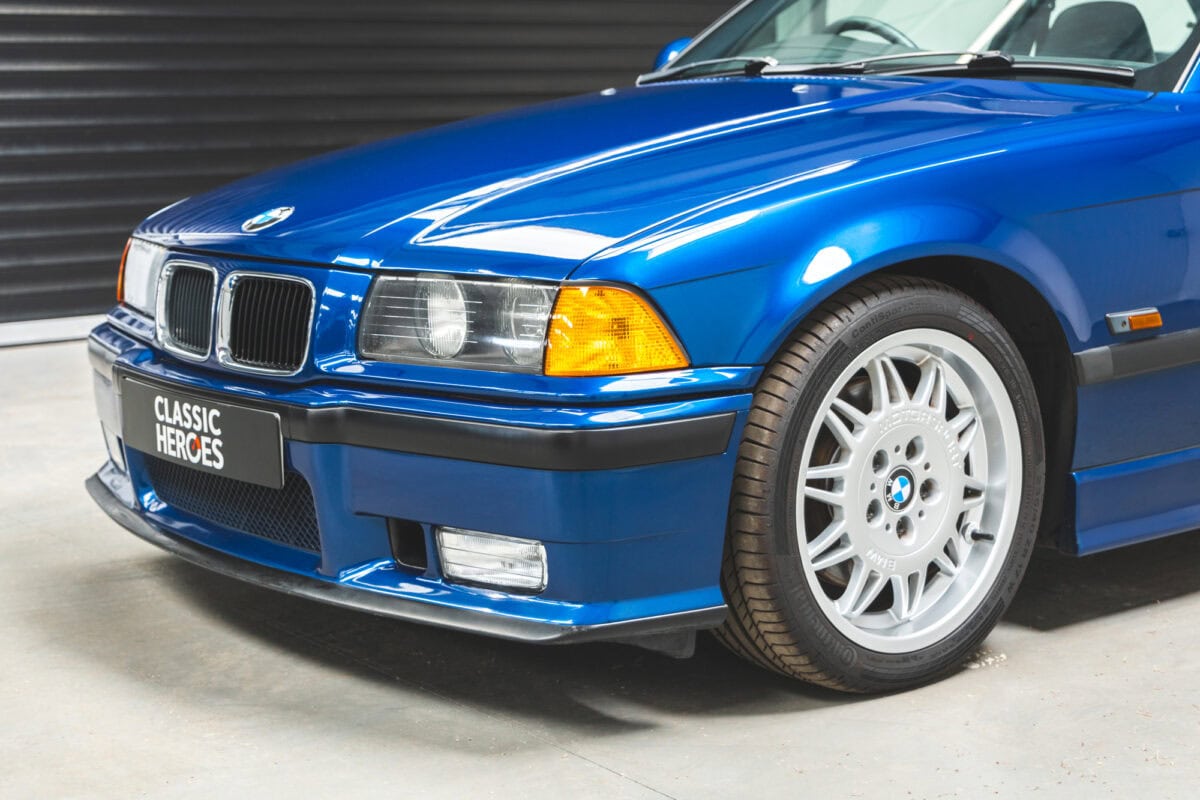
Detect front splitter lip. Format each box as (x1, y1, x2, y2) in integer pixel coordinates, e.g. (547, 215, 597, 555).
(86, 472, 729, 645)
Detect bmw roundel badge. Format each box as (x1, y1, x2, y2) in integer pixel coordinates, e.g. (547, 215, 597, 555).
(241, 206, 295, 233)
(885, 467, 916, 512)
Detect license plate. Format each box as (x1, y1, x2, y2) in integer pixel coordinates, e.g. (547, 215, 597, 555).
(120, 377, 285, 489)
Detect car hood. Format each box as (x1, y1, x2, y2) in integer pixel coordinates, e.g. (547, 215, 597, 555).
(137, 76, 1148, 281)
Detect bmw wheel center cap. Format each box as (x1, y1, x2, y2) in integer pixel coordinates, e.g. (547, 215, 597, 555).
(885, 467, 916, 512)
(242, 206, 295, 233)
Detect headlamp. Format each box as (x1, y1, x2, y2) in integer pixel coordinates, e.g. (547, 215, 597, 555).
(359, 274, 689, 376)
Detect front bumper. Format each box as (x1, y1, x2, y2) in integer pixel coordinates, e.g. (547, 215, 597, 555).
(86, 472, 728, 647)
(89, 321, 753, 652)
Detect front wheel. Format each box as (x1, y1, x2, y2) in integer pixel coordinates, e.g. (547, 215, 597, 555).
(716, 276, 1045, 692)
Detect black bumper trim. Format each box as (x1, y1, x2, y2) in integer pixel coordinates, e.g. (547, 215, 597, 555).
(289, 401, 736, 471)
(87, 473, 729, 645)
(110, 365, 737, 471)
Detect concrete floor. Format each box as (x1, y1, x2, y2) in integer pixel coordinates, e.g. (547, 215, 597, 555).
(2, 341, 1198, 799)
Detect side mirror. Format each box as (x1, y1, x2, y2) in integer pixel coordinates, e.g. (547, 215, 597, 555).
(654, 37, 693, 72)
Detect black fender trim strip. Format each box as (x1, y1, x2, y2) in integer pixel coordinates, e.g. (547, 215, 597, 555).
(1075, 328, 1200, 386)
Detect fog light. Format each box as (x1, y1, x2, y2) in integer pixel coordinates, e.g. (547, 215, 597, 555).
(436, 527, 547, 593)
(102, 425, 126, 473)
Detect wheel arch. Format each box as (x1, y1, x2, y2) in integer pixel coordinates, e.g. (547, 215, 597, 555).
(881, 257, 1075, 548)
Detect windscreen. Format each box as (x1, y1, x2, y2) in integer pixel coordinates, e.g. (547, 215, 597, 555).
(675, 0, 1199, 90)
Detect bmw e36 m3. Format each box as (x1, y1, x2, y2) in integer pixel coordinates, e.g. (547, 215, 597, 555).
(87, 0, 1200, 692)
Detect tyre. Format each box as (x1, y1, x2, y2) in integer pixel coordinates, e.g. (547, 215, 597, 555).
(716, 275, 1045, 692)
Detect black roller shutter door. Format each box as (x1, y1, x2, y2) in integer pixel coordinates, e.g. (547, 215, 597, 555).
(0, 0, 733, 323)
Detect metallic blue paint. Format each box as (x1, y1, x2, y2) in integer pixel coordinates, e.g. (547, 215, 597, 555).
(1075, 445, 1200, 555)
(97, 329, 746, 630)
(91, 60, 1200, 640)
(653, 37, 694, 72)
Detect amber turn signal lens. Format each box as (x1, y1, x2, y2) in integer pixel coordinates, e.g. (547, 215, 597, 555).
(1128, 311, 1163, 331)
(116, 238, 132, 302)
(544, 285, 688, 377)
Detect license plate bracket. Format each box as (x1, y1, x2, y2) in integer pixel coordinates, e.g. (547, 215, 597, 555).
(119, 377, 285, 489)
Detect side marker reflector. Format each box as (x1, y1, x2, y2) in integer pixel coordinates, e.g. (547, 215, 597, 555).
(1107, 308, 1163, 336)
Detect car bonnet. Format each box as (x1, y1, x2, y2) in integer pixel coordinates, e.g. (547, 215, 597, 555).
(135, 76, 1149, 281)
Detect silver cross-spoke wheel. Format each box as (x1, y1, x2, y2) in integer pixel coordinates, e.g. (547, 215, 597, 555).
(797, 328, 1022, 653)
(715, 277, 1044, 692)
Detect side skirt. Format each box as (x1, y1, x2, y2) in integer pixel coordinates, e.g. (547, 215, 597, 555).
(1074, 445, 1200, 555)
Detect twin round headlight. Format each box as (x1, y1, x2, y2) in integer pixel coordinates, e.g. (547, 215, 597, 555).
(360, 275, 558, 372)
(359, 274, 688, 376)
(417, 278, 470, 360)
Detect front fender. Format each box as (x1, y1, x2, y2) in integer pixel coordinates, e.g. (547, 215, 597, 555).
(581, 201, 1089, 367)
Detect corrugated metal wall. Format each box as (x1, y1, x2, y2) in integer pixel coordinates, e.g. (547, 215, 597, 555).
(0, 0, 731, 323)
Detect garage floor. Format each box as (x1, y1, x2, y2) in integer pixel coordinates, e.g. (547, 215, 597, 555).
(2, 341, 1197, 798)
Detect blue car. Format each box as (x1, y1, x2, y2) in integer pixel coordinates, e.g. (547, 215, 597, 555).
(87, 0, 1200, 692)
